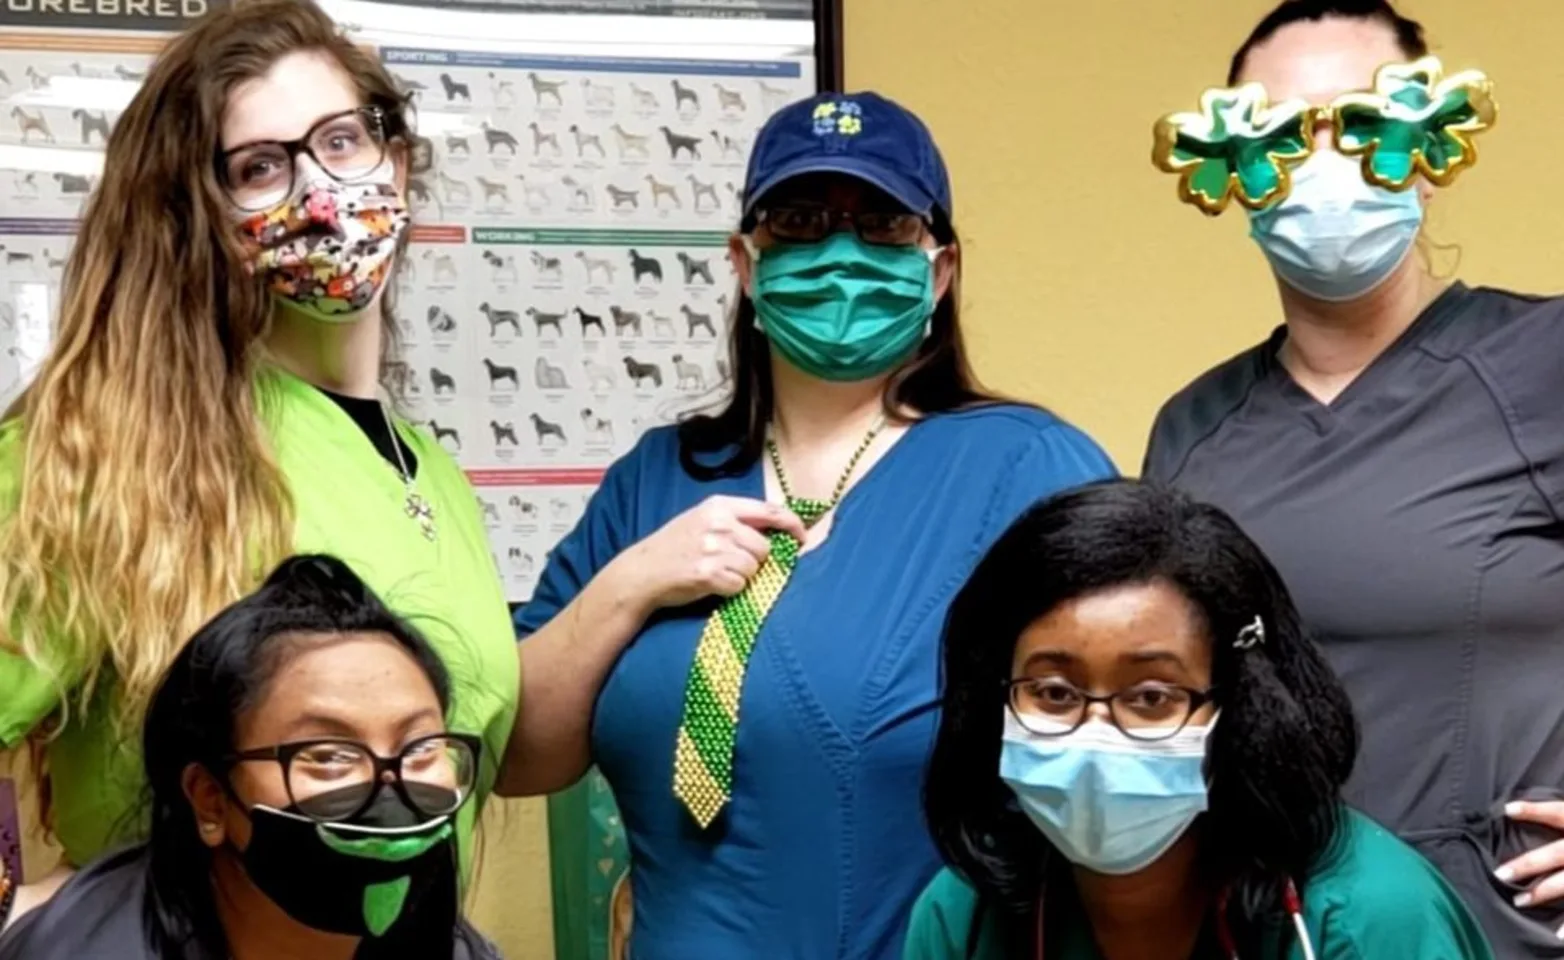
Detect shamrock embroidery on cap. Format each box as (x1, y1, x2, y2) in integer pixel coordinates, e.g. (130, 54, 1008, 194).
(1330, 56, 1497, 191)
(812, 100, 864, 138)
(1152, 83, 1315, 216)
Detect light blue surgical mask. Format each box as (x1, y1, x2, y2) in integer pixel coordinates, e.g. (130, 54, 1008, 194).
(1248, 150, 1423, 302)
(747, 232, 938, 382)
(999, 712, 1216, 876)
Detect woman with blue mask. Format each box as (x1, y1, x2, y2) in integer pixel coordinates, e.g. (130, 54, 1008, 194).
(1144, 4, 1564, 957)
(501, 92, 1115, 958)
(907, 480, 1493, 960)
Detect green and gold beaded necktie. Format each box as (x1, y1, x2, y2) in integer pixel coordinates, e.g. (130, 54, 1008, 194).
(673, 418, 886, 828)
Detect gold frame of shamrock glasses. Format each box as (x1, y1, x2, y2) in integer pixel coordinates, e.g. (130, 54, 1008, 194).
(1151, 55, 1497, 217)
(227, 732, 481, 824)
(1005, 677, 1218, 742)
(218, 105, 394, 212)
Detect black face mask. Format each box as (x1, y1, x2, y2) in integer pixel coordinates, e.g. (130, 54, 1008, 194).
(236, 785, 456, 937)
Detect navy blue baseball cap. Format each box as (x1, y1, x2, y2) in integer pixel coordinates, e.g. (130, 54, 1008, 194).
(741, 90, 953, 226)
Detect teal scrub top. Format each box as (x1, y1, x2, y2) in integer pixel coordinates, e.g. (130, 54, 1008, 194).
(904, 809, 1495, 960)
(0, 368, 518, 869)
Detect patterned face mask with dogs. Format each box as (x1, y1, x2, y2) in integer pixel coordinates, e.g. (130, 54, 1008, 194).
(241, 179, 409, 322)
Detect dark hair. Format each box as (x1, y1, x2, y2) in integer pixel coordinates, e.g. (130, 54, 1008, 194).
(1227, 0, 1428, 85)
(675, 196, 997, 480)
(140, 554, 453, 960)
(925, 481, 1358, 957)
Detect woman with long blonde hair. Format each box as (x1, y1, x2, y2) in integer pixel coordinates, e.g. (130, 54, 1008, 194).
(0, 0, 517, 927)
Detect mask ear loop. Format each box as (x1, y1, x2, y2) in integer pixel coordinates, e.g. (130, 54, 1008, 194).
(1152, 83, 1318, 217)
(1329, 56, 1498, 192)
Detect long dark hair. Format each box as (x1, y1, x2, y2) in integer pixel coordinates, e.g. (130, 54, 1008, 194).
(675, 203, 997, 479)
(925, 481, 1358, 957)
(140, 554, 453, 960)
(1227, 0, 1428, 84)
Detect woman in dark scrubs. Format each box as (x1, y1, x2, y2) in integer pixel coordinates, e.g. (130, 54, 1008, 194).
(1144, 2, 1564, 957)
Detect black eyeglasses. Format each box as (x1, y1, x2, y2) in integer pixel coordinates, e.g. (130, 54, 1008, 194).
(218, 106, 392, 212)
(229, 732, 480, 823)
(755, 201, 929, 246)
(1005, 678, 1218, 742)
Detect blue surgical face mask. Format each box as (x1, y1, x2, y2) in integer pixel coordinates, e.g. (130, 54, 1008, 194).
(1248, 150, 1424, 302)
(747, 232, 938, 382)
(999, 712, 1216, 876)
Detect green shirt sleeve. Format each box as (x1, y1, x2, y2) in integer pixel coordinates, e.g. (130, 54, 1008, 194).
(0, 420, 66, 748)
(1306, 810, 1496, 960)
(905, 868, 1000, 960)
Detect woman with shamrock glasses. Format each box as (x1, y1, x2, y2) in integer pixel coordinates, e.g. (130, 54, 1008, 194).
(0, 0, 516, 929)
(501, 91, 1114, 959)
(1145, 2, 1564, 957)
(0, 555, 501, 960)
(907, 480, 1492, 960)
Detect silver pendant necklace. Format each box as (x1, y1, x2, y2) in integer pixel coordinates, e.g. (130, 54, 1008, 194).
(379, 400, 436, 541)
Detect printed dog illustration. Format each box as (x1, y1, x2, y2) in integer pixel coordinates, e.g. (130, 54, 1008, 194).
(12, 108, 53, 143)
(428, 420, 461, 449)
(671, 78, 700, 113)
(659, 126, 702, 160)
(569, 125, 606, 159)
(445, 134, 471, 156)
(622, 356, 662, 389)
(491, 420, 520, 446)
(560, 176, 594, 210)
(759, 81, 793, 111)
(629, 83, 659, 110)
(687, 175, 719, 211)
(483, 250, 520, 284)
(407, 177, 441, 217)
(23, 67, 47, 89)
(710, 130, 747, 160)
(509, 494, 538, 519)
(12, 173, 38, 196)
(609, 305, 643, 337)
(529, 123, 562, 157)
(575, 307, 606, 337)
(482, 123, 519, 155)
(422, 249, 459, 284)
(645, 175, 680, 209)
(528, 72, 566, 106)
(535, 356, 568, 389)
(476, 176, 510, 206)
(114, 64, 145, 82)
(581, 78, 615, 110)
(480, 302, 521, 336)
(439, 72, 471, 102)
(629, 249, 662, 284)
(610, 124, 651, 158)
(677, 252, 715, 285)
(530, 250, 563, 282)
(582, 357, 615, 392)
(606, 184, 639, 209)
(672, 354, 705, 392)
(528, 307, 565, 337)
(479, 497, 501, 523)
(430, 368, 457, 395)
(648, 310, 676, 339)
(489, 72, 517, 109)
(530, 412, 566, 447)
(714, 83, 747, 113)
(581, 408, 614, 444)
(482, 357, 520, 390)
(1, 247, 33, 266)
(681, 304, 716, 338)
(575, 251, 615, 285)
(515, 175, 550, 208)
(72, 109, 110, 145)
(427, 305, 457, 335)
(437, 171, 471, 206)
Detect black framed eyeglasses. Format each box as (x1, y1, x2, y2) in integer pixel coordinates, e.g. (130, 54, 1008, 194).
(218, 105, 392, 212)
(755, 201, 929, 246)
(228, 732, 480, 823)
(1005, 677, 1218, 742)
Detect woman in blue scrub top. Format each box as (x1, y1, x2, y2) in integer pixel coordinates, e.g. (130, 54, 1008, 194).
(499, 91, 1115, 959)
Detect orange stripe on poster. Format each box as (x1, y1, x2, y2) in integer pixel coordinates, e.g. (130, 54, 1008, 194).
(410, 225, 466, 244)
(0, 32, 166, 53)
(468, 468, 606, 487)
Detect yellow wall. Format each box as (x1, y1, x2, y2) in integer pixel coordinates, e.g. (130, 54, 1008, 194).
(845, 0, 1564, 469)
(474, 3, 1564, 955)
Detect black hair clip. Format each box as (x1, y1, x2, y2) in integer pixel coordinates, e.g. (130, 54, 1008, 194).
(1234, 616, 1265, 650)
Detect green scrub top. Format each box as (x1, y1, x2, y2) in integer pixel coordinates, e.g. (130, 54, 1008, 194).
(904, 809, 1495, 960)
(0, 368, 519, 870)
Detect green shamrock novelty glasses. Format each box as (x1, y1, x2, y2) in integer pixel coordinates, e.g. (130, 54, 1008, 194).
(1152, 56, 1497, 216)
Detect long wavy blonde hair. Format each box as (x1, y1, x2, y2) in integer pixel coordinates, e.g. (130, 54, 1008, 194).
(0, 0, 412, 739)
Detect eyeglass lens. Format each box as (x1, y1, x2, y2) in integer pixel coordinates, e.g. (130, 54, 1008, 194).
(762, 203, 926, 246)
(285, 735, 476, 822)
(223, 109, 386, 212)
(1010, 679, 1198, 741)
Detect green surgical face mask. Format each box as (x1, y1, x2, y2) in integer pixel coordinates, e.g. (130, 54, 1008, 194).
(750, 232, 939, 382)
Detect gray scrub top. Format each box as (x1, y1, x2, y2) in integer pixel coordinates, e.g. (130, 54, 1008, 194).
(1144, 284, 1564, 959)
